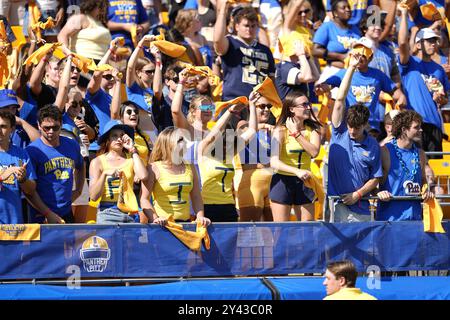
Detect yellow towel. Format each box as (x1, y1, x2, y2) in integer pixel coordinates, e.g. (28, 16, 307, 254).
(130, 24, 138, 48)
(165, 215, 210, 251)
(32, 17, 55, 32)
(212, 80, 223, 102)
(214, 96, 249, 118)
(422, 184, 445, 233)
(420, 3, 443, 21)
(70, 52, 97, 73)
(317, 94, 329, 124)
(185, 65, 211, 77)
(228, 0, 252, 4)
(151, 39, 192, 63)
(0, 20, 7, 41)
(117, 171, 140, 214)
(252, 77, 283, 120)
(278, 31, 313, 57)
(23, 42, 64, 65)
(0, 224, 40, 241)
(304, 175, 325, 204)
(0, 52, 8, 89)
(29, 0, 43, 40)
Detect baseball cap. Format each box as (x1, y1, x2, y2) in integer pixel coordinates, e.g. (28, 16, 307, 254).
(352, 37, 374, 59)
(415, 28, 439, 43)
(0, 89, 19, 109)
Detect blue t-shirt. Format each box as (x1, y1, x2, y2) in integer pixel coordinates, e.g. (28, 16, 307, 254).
(325, 67, 396, 130)
(199, 44, 213, 69)
(126, 82, 155, 114)
(398, 55, 450, 130)
(369, 43, 398, 77)
(108, 0, 149, 48)
(184, 0, 198, 9)
(0, 145, 36, 224)
(377, 142, 423, 221)
(221, 36, 275, 101)
(326, 0, 373, 26)
(85, 89, 112, 151)
(313, 21, 361, 55)
(26, 137, 83, 221)
(328, 121, 383, 215)
(275, 61, 310, 100)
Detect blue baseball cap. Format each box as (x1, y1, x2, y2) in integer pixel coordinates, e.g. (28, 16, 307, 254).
(0, 89, 19, 109)
(98, 120, 135, 145)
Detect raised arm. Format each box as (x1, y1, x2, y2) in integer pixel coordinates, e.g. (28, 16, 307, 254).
(294, 41, 315, 83)
(171, 69, 194, 136)
(29, 49, 54, 96)
(398, 3, 410, 65)
(283, 0, 305, 33)
(15, 116, 40, 141)
(57, 14, 84, 54)
(122, 134, 149, 181)
(126, 35, 154, 88)
(87, 38, 120, 95)
(150, 44, 163, 100)
(237, 92, 258, 143)
(213, 0, 230, 56)
(54, 56, 73, 112)
(110, 69, 123, 120)
(332, 53, 361, 128)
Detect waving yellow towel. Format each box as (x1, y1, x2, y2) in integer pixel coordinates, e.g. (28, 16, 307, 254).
(253, 77, 283, 120)
(422, 184, 445, 233)
(117, 171, 140, 214)
(28, 0, 43, 40)
(24, 42, 64, 65)
(214, 96, 249, 118)
(164, 215, 211, 251)
(304, 175, 325, 204)
(32, 17, 55, 33)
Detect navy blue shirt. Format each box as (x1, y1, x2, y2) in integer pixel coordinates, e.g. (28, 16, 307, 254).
(221, 36, 275, 101)
(275, 61, 310, 100)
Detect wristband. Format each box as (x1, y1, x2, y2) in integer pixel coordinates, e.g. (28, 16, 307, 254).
(228, 109, 240, 114)
(356, 190, 362, 200)
(109, 47, 116, 54)
(43, 209, 52, 217)
(138, 45, 143, 49)
(41, 57, 49, 63)
(289, 131, 300, 138)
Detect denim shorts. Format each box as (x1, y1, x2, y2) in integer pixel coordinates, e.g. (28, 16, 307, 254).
(269, 173, 315, 206)
(97, 207, 135, 224)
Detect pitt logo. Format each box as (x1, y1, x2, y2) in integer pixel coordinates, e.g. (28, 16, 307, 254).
(403, 180, 421, 195)
(352, 85, 376, 104)
(337, 36, 357, 49)
(80, 236, 111, 273)
(54, 170, 70, 180)
(0, 225, 25, 237)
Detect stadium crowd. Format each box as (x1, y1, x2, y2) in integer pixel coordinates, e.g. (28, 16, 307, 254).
(0, 0, 449, 225)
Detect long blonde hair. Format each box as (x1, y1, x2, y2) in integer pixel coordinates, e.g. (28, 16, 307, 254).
(187, 95, 214, 124)
(150, 127, 183, 165)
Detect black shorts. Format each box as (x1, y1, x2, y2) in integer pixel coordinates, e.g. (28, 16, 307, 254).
(269, 173, 315, 205)
(204, 204, 238, 222)
(422, 122, 443, 159)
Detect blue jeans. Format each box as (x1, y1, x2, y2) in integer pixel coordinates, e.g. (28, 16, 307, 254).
(97, 207, 135, 224)
(333, 204, 371, 223)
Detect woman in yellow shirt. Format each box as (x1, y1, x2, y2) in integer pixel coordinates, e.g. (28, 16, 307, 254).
(140, 127, 210, 226)
(89, 120, 149, 224)
(270, 90, 321, 221)
(197, 94, 258, 222)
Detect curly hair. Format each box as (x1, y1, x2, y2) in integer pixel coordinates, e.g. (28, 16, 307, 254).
(174, 10, 197, 34)
(346, 104, 369, 128)
(391, 110, 423, 139)
(80, 0, 106, 14)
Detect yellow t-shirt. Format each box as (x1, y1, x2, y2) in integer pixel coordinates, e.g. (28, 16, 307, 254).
(152, 162, 193, 221)
(99, 154, 134, 210)
(324, 288, 377, 300)
(279, 126, 312, 176)
(199, 156, 235, 205)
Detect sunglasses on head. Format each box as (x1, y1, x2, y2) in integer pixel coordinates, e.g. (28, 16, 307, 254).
(256, 103, 272, 110)
(42, 125, 61, 132)
(103, 74, 114, 81)
(199, 104, 215, 112)
(125, 108, 138, 116)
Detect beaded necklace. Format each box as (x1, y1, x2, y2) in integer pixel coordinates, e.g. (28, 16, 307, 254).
(392, 139, 419, 180)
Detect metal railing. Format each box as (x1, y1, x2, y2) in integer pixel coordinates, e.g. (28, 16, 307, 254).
(327, 195, 450, 223)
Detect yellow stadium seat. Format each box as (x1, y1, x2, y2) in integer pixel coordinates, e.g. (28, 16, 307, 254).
(444, 123, 450, 134)
(161, 12, 169, 25)
(429, 159, 450, 176)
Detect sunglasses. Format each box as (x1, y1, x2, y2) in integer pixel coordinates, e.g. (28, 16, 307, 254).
(42, 125, 61, 132)
(295, 102, 311, 108)
(70, 100, 83, 108)
(171, 76, 179, 83)
(424, 37, 439, 44)
(143, 69, 155, 75)
(298, 8, 311, 15)
(70, 66, 81, 73)
(256, 103, 272, 110)
(177, 137, 185, 143)
(199, 104, 215, 112)
(125, 109, 138, 116)
(103, 74, 114, 81)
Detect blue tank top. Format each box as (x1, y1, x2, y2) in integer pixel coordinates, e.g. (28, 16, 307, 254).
(243, 129, 271, 166)
(377, 141, 422, 221)
(199, 45, 213, 68)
